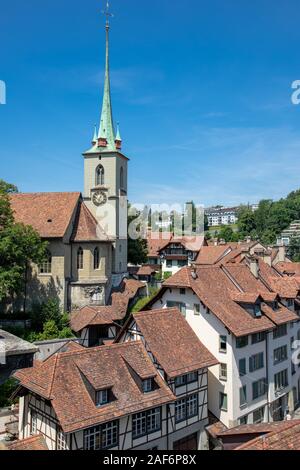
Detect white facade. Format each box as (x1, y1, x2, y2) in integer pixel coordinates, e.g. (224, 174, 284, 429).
(151, 287, 300, 428)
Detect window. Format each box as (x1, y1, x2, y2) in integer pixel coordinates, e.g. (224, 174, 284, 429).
(287, 299, 294, 308)
(219, 393, 228, 411)
(292, 361, 296, 376)
(120, 167, 124, 189)
(194, 304, 200, 315)
(175, 372, 198, 387)
(274, 369, 288, 392)
(178, 260, 186, 267)
(239, 358, 246, 376)
(219, 335, 227, 353)
(166, 260, 172, 268)
(132, 408, 161, 438)
(96, 389, 108, 407)
(77, 247, 83, 270)
(39, 250, 52, 274)
(236, 336, 248, 348)
(57, 429, 67, 450)
(249, 352, 264, 372)
(166, 301, 186, 317)
(240, 386, 247, 407)
(291, 336, 295, 350)
(239, 415, 248, 425)
(252, 378, 267, 400)
(252, 332, 266, 344)
(30, 410, 37, 435)
(273, 324, 287, 339)
(84, 421, 118, 450)
(175, 394, 198, 423)
(96, 165, 104, 186)
(253, 407, 265, 424)
(142, 378, 153, 393)
(94, 247, 100, 270)
(274, 345, 288, 365)
(180, 288, 186, 295)
(219, 363, 227, 381)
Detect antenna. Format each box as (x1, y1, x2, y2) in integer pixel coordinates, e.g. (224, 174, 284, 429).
(101, 1, 114, 26)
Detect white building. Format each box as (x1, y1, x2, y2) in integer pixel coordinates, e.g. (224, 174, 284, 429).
(146, 261, 300, 428)
(205, 207, 238, 227)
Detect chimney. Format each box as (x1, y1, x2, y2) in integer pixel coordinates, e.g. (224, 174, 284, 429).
(191, 266, 198, 280)
(245, 236, 251, 244)
(249, 256, 259, 278)
(263, 250, 272, 267)
(278, 245, 285, 262)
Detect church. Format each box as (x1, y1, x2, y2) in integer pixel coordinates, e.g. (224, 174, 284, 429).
(9, 14, 128, 312)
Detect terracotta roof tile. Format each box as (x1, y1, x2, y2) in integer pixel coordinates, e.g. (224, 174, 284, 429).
(133, 308, 218, 377)
(10, 192, 80, 238)
(14, 342, 175, 433)
(233, 420, 300, 450)
(161, 264, 297, 336)
(71, 201, 111, 242)
(7, 435, 48, 451)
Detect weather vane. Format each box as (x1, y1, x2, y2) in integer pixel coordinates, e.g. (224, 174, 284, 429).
(101, 1, 114, 26)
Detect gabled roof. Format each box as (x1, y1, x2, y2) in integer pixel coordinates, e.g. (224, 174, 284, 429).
(150, 263, 298, 337)
(10, 192, 80, 238)
(131, 308, 218, 378)
(70, 278, 145, 332)
(71, 200, 111, 242)
(14, 342, 175, 433)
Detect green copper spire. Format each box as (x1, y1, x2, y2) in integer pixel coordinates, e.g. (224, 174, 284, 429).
(98, 15, 116, 151)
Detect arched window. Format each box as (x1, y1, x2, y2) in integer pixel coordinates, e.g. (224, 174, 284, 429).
(77, 247, 83, 270)
(95, 165, 104, 186)
(120, 167, 124, 189)
(94, 247, 100, 270)
(39, 249, 52, 274)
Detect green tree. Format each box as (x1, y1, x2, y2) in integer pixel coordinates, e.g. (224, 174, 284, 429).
(288, 237, 300, 262)
(128, 203, 148, 265)
(218, 226, 239, 243)
(0, 180, 47, 303)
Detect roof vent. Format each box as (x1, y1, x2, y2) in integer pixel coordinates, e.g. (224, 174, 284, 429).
(47, 219, 52, 223)
(191, 268, 198, 280)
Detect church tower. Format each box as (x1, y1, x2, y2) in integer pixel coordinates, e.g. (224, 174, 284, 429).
(83, 3, 128, 285)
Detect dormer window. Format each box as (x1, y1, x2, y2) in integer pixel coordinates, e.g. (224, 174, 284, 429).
(254, 304, 262, 318)
(96, 389, 109, 407)
(142, 378, 153, 393)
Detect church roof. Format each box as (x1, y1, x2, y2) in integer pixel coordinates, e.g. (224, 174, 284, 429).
(10, 192, 80, 238)
(71, 200, 112, 242)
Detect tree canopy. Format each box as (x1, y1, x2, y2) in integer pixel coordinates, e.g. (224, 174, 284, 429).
(0, 179, 47, 303)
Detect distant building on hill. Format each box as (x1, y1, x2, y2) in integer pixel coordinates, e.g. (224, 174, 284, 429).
(205, 207, 238, 227)
(277, 221, 300, 246)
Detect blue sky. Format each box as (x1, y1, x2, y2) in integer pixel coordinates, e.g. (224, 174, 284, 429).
(1, 0, 300, 207)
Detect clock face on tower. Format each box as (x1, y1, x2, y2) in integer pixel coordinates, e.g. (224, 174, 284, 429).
(92, 190, 107, 207)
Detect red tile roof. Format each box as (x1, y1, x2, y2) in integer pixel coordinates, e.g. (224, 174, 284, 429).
(276, 262, 300, 276)
(155, 263, 298, 336)
(196, 245, 232, 265)
(132, 308, 218, 377)
(14, 342, 175, 433)
(7, 435, 48, 451)
(136, 266, 157, 276)
(233, 420, 300, 450)
(10, 192, 80, 238)
(70, 278, 145, 332)
(71, 201, 111, 242)
(146, 232, 206, 258)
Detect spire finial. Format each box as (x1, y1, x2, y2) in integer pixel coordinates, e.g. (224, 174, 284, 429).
(102, 1, 114, 28)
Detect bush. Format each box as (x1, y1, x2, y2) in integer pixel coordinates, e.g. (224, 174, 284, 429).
(0, 378, 18, 408)
(163, 272, 172, 280)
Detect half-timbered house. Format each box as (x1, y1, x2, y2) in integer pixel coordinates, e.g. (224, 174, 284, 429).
(116, 307, 218, 450)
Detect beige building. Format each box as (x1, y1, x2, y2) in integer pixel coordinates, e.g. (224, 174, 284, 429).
(8, 15, 129, 310)
(10, 192, 113, 311)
